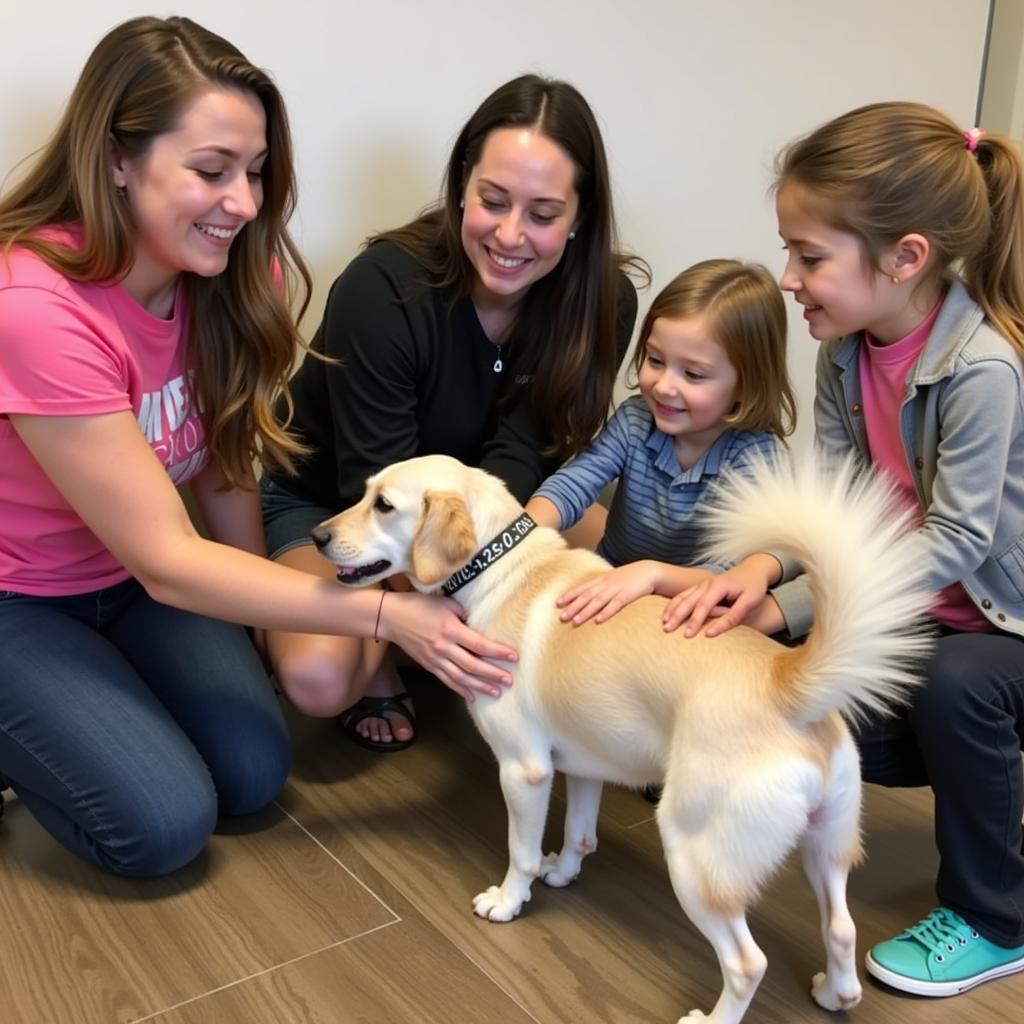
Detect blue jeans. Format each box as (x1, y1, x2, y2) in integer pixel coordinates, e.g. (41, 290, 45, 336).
(0, 578, 290, 877)
(855, 629, 1024, 946)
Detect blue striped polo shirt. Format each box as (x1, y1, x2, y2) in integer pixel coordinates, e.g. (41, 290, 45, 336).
(533, 395, 783, 570)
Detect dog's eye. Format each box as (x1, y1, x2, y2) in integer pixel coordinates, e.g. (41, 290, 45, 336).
(374, 495, 394, 514)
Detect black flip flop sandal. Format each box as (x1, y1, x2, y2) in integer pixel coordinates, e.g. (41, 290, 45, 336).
(337, 691, 416, 753)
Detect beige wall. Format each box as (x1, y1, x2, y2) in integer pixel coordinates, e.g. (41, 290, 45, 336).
(0, 1, 991, 450)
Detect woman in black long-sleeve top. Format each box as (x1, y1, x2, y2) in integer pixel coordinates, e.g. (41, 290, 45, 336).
(262, 74, 642, 750)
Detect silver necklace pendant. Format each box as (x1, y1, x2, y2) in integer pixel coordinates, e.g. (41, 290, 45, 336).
(493, 356, 503, 373)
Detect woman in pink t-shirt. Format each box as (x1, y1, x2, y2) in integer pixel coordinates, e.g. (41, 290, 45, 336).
(0, 16, 515, 877)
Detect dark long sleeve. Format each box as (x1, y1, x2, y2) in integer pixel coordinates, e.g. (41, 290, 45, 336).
(276, 243, 639, 510)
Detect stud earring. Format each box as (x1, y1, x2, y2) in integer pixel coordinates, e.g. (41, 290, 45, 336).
(890, 275, 900, 284)
(459, 199, 464, 209)
(568, 231, 576, 241)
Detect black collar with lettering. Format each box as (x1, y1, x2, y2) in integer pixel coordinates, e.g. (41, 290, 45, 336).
(441, 512, 537, 596)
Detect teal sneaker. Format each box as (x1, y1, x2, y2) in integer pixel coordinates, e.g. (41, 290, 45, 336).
(866, 907, 1024, 996)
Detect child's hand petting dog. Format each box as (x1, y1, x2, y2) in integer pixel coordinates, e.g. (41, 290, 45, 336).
(377, 591, 516, 701)
(556, 561, 663, 624)
(557, 561, 714, 626)
(664, 553, 784, 637)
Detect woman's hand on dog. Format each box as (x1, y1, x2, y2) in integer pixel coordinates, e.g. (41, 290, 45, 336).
(377, 591, 517, 700)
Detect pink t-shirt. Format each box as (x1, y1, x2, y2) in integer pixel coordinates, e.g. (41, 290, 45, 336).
(0, 228, 207, 595)
(860, 302, 993, 632)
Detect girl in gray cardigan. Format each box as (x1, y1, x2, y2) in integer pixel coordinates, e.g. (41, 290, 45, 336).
(669, 103, 1024, 1000)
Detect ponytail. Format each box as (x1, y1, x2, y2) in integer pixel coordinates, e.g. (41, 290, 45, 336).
(964, 134, 1024, 355)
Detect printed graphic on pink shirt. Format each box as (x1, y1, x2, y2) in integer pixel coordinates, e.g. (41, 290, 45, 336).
(136, 369, 207, 483)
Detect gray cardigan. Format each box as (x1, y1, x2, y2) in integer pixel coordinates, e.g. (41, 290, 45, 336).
(773, 280, 1024, 638)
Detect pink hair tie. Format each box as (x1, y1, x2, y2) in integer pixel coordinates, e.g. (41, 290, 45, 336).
(964, 127, 984, 153)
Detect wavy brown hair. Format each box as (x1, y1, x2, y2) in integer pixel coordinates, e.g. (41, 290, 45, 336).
(629, 259, 796, 437)
(775, 101, 1024, 357)
(373, 74, 647, 459)
(0, 15, 311, 485)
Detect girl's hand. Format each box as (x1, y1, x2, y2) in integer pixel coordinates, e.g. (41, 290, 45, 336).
(556, 562, 661, 625)
(663, 556, 778, 638)
(378, 591, 517, 701)
(557, 562, 714, 626)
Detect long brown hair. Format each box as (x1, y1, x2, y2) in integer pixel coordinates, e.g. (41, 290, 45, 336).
(373, 74, 647, 459)
(775, 101, 1024, 357)
(0, 15, 311, 485)
(629, 260, 796, 437)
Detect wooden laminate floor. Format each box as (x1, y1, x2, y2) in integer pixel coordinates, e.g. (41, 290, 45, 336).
(1, 676, 1022, 1024)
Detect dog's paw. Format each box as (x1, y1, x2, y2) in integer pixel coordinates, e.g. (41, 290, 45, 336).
(677, 1011, 708, 1021)
(810, 971, 862, 1011)
(539, 853, 578, 888)
(472, 885, 525, 923)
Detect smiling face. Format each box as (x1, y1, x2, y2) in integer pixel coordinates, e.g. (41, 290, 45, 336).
(638, 315, 739, 465)
(460, 126, 580, 313)
(112, 87, 267, 315)
(775, 183, 919, 343)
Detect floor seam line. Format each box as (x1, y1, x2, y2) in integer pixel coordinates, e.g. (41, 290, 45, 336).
(127, 919, 403, 1023)
(273, 797, 402, 921)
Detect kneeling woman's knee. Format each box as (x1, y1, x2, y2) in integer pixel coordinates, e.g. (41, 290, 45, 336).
(214, 709, 291, 817)
(98, 776, 219, 878)
(274, 651, 358, 717)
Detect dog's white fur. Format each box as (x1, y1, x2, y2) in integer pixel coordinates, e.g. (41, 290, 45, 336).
(316, 453, 933, 1024)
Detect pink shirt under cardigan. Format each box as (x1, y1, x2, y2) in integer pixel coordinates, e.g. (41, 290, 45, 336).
(859, 299, 992, 632)
(0, 228, 207, 595)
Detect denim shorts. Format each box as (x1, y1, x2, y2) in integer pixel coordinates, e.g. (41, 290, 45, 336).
(260, 476, 337, 560)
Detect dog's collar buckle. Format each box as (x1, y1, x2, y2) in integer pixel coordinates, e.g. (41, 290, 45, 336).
(441, 512, 537, 596)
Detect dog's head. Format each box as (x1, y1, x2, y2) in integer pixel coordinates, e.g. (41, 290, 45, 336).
(312, 455, 516, 592)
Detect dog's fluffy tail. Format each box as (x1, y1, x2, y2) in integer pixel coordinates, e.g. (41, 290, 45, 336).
(703, 451, 934, 724)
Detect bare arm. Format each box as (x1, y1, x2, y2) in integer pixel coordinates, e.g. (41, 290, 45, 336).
(524, 494, 563, 530)
(11, 411, 516, 698)
(526, 490, 610, 549)
(187, 459, 270, 660)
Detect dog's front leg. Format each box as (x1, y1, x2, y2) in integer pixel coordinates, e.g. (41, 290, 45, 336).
(540, 775, 602, 886)
(472, 757, 553, 922)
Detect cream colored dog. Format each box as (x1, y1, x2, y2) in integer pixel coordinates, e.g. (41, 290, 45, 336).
(313, 453, 932, 1024)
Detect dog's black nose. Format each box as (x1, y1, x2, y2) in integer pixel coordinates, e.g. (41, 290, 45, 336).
(310, 525, 330, 550)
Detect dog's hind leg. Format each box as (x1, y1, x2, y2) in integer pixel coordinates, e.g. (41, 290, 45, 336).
(472, 754, 553, 922)
(659, 837, 766, 1024)
(802, 850, 861, 1011)
(801, 737, 864, 1011)
(540, 775, 602, 887)
(673, 901, 765, 1023)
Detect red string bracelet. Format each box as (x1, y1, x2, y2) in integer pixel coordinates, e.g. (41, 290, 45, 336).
(373, 590, 386, 643)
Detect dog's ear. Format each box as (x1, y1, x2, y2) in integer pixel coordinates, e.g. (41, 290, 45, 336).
(410, 490, 477, 586)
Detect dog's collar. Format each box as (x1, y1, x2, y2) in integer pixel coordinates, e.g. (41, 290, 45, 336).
(441, 512, 537, 596)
